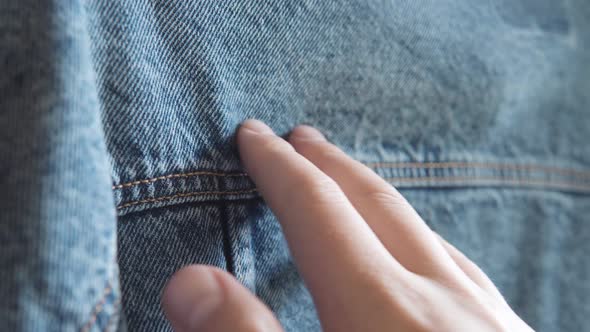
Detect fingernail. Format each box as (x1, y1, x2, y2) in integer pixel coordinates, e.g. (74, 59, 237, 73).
(162, 266, 222, 330)
(240, 119, 275, 135)
(289, 125, 326, 141)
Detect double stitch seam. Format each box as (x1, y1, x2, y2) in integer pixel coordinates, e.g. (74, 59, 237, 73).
(111, 162, 590, 191)
(114, 162, 590, 210)
(112, 170, 248, 190)
(116, 188, 259, 210)
(80, 281, 113, 332)
(385, 176, 590, 192)
(102, 299, 121, 332)
(366, 161, 590, 180)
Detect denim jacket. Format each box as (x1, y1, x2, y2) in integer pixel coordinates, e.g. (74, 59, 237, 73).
(1, 1, 589, 331)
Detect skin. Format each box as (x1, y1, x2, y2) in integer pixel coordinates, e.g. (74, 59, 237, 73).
(160, 119, 535, 332)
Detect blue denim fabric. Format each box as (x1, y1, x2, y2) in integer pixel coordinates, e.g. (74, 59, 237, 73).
(1, 1, 589, 331)
(0, 2, 120, 331)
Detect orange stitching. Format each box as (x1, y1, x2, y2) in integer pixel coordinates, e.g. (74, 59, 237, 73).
(367, 162, 590, 179)
(111, 162, 590, 192)
(112, 171, 248, 190)
(103, 299, 121, 332)
(116, 188, 259, 210)
(113, 163, 590, 210)
(81, 282, 112, 332)
(115, 173, 589, 211)
(384, 176, 590, 192)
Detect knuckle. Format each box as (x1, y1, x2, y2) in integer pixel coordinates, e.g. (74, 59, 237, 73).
(317, 143, 345, 161)
(364, 187, 410, 209)
(294, 176, 348, 207)
(239, 313, 280, 332)
(298, 139, 343, 160)
(260, 134, 294, 155)
(351, 269, 434, 327)
(394, 278, 454, 331)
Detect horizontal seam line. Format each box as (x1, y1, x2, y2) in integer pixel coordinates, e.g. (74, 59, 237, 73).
(111, 162, 590, 191)
(116, 188, 259, 210)
(385, 176, 590, 192)
(112, 171, 248, 190)
(116, 175, 589, 211)
(366, 161, 590, 179)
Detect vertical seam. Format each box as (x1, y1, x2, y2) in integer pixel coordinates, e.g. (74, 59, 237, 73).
(103, 299, 121, 332)
(218, 180, 235, 275)
(80, 282, 112, 332)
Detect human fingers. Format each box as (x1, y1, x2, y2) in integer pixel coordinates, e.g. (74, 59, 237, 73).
(435, 233, 508, 303)
(162, 265, 284, 332)
(288, 125, 467, 282)
(237, 120, 407, 330)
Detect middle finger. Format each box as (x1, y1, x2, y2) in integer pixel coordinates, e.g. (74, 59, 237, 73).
(289, 125, 469, 282)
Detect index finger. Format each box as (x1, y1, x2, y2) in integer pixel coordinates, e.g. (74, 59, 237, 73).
(237, 120, 405, 320)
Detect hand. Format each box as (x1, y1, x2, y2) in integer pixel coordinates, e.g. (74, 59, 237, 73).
(161, 120, 534, 332)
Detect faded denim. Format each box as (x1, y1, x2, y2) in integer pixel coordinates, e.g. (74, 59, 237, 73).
(1, 1, 589, 331)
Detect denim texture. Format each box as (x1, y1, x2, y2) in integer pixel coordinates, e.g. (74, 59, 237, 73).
(1, 1, 589, 331)
(0, 1, 120, 331)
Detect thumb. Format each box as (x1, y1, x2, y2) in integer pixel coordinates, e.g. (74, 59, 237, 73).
(162, 265, 284, 332)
